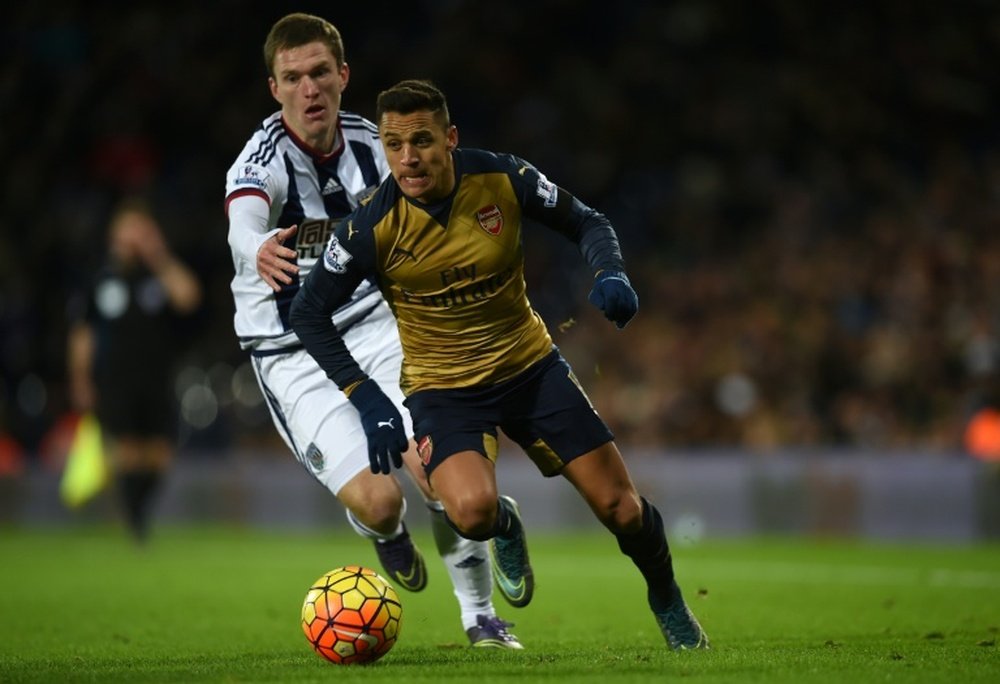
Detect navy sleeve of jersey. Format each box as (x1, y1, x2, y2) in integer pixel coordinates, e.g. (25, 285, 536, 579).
(503, 153, 627, 275)
(289, 214, 376, 390)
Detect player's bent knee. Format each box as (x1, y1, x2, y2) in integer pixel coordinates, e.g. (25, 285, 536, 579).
(361, 500, 403, 532)
(442, 498, 498, 541)
(594, 490, 643, 533)
(339, 475, 405, 533)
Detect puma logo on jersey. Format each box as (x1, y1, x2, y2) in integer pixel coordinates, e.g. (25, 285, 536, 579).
(391, 247, 417, 262)
(377, 419, 395, 429)
(347, 220, 357, 240)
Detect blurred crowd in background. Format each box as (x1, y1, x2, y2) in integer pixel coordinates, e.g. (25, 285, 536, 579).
(1, 0, 998, 470)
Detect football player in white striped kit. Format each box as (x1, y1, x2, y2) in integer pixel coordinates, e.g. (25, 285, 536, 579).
(224, 13, 520, 648)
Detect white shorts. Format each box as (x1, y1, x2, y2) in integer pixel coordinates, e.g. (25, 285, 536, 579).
(251, 302, 412, 495)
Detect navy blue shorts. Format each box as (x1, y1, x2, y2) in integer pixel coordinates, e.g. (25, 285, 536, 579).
(404, 349, 614, 477)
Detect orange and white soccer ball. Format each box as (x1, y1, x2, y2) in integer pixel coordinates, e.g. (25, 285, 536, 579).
(301, 565, 402, 665)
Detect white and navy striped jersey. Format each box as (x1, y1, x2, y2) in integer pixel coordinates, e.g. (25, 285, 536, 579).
(225, 111, 389, 354)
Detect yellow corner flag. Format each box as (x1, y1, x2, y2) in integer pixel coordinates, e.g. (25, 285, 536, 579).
(59, 412, 109, 509)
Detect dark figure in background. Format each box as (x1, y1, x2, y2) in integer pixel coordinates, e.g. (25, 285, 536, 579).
(67, 198, 202, 541)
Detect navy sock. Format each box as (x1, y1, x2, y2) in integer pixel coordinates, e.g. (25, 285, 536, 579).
(615, 498, 680, 608)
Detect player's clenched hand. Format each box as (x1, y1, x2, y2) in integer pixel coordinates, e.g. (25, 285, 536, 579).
(347, 379, 408, 475)
(588, 270, 639, 329)
(257, 225, 299, 292)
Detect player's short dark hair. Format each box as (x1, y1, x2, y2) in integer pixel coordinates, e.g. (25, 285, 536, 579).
(264, 13, 345, 77)
(376, 79, 451, 129)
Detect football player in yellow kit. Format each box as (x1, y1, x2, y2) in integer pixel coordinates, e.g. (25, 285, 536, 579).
(291, 79, 708, 650)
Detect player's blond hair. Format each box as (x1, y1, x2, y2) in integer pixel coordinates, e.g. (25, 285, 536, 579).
(263, 13, 345, 77)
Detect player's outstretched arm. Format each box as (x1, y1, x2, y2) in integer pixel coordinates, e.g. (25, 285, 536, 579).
(227, 194, 297, 292)
(289, 226, 406, 473)
(588, 269, 639, 329)
(257, 225, 299, 292)
(507, 156, 638, 328)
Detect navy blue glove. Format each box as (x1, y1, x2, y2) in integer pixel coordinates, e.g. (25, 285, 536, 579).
(588, 270, 639, 329)
(347, 379, 408, 475)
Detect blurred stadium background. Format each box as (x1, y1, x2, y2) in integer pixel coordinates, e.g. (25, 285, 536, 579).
(1, 1, 998, 539)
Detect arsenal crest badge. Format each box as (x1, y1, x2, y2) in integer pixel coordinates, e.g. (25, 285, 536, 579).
(417, 435, 434, 466)
(476, 204, 503, 235)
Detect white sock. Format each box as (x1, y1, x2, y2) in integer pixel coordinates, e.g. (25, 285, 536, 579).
(345, 498, 407, 542)
(426, 500, 495, 630)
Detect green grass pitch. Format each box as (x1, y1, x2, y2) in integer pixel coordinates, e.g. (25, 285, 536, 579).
(0, 525, 997, 683)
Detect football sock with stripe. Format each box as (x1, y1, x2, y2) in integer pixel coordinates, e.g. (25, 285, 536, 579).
(427, 501, 493, 630)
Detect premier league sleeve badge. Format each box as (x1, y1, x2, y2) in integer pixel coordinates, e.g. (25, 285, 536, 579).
(322, 236, 353, 274)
